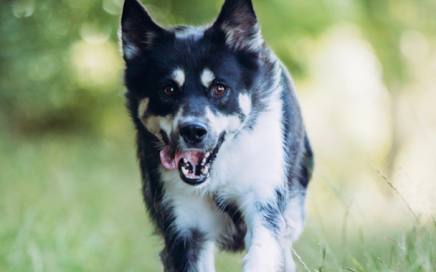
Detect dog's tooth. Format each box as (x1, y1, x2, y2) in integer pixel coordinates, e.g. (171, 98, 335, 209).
(182, 166, 189, 176)
(205, 152, 210, 158)
(200, 158, 206, 166)
(182, 163, 192, 175)
(201, 165, 210, 174)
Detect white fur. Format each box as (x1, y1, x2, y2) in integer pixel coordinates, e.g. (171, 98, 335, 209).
(160, 169, 228, 237)
(163, 185, 220, 235)
(198, 241, 216, 272)
(283, 185, 306, 242)
(172, 107, 184, 128)
(119, 29, 139, 59)
(123, 42, 140, 60)
(208, 90, 285, 200)
(221, 23, 263, 52)
(243, 221, 282, 272)
(172, 68, 185, 87)
(238, 93, 252, 116)
(210, 82, 286, 271)
(159, 116, 173, 136)
(121, 31, 155, 60)
(241, 193, 285, 272)
(175, 27, 205, 41)
(205, 107, 242, 137)
(201, 68, 215, 88)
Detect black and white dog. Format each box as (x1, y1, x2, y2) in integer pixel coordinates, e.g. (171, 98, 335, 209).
(120, 0, 313, 271)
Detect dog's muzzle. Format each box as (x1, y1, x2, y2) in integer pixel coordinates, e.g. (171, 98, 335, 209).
(160, 129, 226, 186)
(179, 122, 208, 146)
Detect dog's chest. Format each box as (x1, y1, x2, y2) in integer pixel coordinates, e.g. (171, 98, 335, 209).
(209, 104, 286, 199)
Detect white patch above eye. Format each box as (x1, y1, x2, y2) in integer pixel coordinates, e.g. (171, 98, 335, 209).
(137, 98, 150, 118)
(238, 93, 251, 116)
(201, 68, 215, 88)
(172, 68, 185, 87)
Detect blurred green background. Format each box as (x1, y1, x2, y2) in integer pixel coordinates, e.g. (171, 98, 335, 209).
(1, 0, 435, 271)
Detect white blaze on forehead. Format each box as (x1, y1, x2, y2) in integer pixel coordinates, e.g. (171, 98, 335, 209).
(201, 68, 215, 88)
(172, 68, 185, 87)
(238, 93, 251, 116)
(137, 98, 150, 118)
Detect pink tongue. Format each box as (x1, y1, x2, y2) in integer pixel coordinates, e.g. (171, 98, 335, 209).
(160, 146, 204, 171)
(160, 146, 177, 170)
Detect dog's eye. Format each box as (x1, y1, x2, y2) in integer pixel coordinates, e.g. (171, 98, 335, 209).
(162, 85, 178, 97)
(209, 83, 228, 98)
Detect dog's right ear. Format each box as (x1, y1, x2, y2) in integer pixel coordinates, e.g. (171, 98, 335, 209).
(120, 0, 166, 61)
(209, 0, 263, 52)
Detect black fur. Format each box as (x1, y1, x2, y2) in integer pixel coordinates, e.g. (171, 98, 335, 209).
(161, 229, 206, 272)
(213, 196, 247, 252)
(257, 189, 287, 234)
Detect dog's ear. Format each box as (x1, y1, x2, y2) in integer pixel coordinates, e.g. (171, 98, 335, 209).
(210, 0, 263, 52)
(120, 0, 167, 61)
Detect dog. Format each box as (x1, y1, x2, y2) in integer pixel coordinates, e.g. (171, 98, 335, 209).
(120, 0, 313, 271)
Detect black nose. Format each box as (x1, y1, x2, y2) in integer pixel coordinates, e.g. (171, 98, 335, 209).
(180, 122, 208, 145)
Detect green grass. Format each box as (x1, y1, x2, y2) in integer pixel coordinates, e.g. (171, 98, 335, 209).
(0, 132, 434, 271)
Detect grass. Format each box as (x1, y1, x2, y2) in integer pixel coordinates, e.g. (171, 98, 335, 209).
(0, 131, 434, 271)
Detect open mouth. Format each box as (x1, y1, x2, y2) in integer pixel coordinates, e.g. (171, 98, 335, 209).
(159, 134, 225, 186)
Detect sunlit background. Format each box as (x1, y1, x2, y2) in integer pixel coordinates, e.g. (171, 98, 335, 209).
(1, 0, 435, 271)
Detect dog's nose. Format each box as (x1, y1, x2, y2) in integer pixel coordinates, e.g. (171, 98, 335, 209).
(179, 122, 208, 145)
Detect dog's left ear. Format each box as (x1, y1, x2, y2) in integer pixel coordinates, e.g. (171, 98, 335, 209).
(120, 0, 167, 61)
(210, 0, 263, 52)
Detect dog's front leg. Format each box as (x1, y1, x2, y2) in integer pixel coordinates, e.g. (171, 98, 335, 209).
(242, 199, 294, 272)
(161, 230, 214, 272)
(243, 224, 282, 272)
(158, 187, 219, 272)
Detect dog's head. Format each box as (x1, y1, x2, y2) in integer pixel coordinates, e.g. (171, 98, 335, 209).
(121, 0, 273, 186)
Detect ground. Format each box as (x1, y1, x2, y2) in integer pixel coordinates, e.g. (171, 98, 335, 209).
(0, 132, 434, 271)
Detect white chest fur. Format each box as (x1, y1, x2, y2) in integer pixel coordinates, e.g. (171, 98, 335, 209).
(158, 93, 286, 233)
(209, 96, 286, 202)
